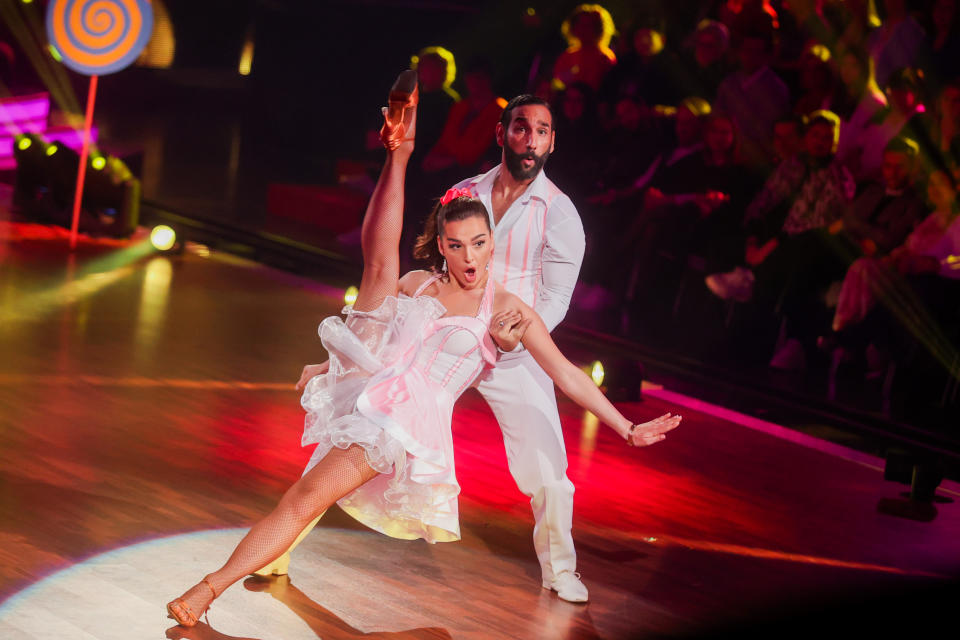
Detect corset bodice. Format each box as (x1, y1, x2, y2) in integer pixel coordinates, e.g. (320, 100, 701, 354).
(410, 273, 497, 398)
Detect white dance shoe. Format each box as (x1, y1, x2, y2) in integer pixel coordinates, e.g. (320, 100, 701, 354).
(543, 571, 589, 603)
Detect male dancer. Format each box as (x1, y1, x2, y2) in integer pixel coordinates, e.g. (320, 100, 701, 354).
(448, 94, 587, 603)
(284, 95, 587, 602)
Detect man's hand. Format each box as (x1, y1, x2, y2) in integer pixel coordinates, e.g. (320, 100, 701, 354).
(296, 361, 330, 391)
(489, 310, 532, 353)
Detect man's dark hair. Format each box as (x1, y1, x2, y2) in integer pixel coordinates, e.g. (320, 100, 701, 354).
(775, 114, 806, 130)
(499, 94, 555, 131)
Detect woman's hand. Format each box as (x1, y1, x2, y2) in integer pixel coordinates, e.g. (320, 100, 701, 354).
(489, 309, 532, 353)
(295, 361, 330, 391)
(626, 413, 682, 447)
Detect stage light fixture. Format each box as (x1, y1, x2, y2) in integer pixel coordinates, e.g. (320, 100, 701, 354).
(17, 137, 32, 151)
(91, 156, 106, 170)
(45, 143, 58, 156)
(883, 449, 943, 503)
(344, 286, 359, 305)
(589, 357, 644, 402)
(150, 225, 178, 252)
(590, 361, 605, 387)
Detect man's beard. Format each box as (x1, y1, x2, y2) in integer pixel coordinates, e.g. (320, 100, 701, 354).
(504, 145, 550, 181)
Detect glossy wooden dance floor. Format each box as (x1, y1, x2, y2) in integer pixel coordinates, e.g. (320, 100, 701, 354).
(1, 223, 959, 639)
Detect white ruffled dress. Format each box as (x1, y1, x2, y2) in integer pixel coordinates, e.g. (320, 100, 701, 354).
(299, 274, 497, 543)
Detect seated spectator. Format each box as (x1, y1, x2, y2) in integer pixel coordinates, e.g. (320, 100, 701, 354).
(819, 0, 878, 54)
(409, 47, 460, 157)
(601, 18, 675, 108)
(630, 112, 761, 286)
(832, 136, 927, 258)
(773, 114, 806, 164)
(553, 4, 618, 91)
(671, 19, 732, 101)
(705, 111, 855, 314)
(868, 0, 928, 88)
(838, 67, 928, 181)
(547, 82, 603, 201)
(828, 169, 960, 382)
(834, 46, 887, 155)
(833, 168, 959, 331)
(715, 29, 791, 168)
(422, 60, 505, 177)
(928, 80, 960, 179)
(922, 0, 960, 90)
(793, 44, 841, 116)
(716, 0, 779, 43)
(589, 96, 708, 205)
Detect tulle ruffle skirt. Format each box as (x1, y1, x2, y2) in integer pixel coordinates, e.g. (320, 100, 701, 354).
(300, 294, 461, 543)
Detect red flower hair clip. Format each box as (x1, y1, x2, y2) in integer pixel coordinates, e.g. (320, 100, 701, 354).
(439, 187, 473, 206)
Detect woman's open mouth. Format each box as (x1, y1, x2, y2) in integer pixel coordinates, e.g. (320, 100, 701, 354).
(463, 267, 477, 283)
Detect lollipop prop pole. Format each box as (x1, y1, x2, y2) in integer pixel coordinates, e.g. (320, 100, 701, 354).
(69, 74, 98, 250)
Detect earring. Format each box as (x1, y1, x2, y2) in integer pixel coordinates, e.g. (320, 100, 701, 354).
(485, 261, 490, 271)
(442, 258, 447, 273)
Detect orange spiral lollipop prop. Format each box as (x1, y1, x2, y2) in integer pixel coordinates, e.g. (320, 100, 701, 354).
(46, 0, 154, 76)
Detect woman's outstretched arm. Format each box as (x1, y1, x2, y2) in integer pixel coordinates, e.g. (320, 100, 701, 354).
(489, 302, 681, 446)
(352, 72, 417, 313)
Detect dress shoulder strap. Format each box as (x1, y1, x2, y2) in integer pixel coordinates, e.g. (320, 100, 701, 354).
(412, 272, 443, 297)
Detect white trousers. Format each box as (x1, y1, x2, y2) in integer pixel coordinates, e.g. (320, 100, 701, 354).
(473, 352, 576, 582)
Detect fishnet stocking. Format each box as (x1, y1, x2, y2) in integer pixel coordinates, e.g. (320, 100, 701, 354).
(173, 445, 379, 618)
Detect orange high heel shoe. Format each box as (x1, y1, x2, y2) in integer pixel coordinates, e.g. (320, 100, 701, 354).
(380, 69, 418, 151)
(166, 577, 217, 627)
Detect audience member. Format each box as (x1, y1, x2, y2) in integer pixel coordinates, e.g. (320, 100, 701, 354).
(422, 60, 505, 177)
(553, 4, 618, 91)
(410, 47, 460, 157)
(671, 19, 732, 101)
(834, 46, 887, 155)
(705, 111, 855, 316)
(868, 0, 927, 88)
(590, 96, 708, 206)
(838, 67, 927, 181)
(548, 82, 603, 202)
(716, 0, 779, 43)
(828, 169, 960, 381)
(772, 114, 806, 163)
(601, 20, 675, 107)
(793, 44, 841, 116)
(833, 136, 926, 259)
(923, 0, 960, 88)
(632, 112, 759, 285)
(715, 29, 791, 167)
(929, 80, 960, 179)
(833, 168, 959, 332)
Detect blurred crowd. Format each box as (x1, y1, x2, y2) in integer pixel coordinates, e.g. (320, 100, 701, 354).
(398, 1, 960, 413)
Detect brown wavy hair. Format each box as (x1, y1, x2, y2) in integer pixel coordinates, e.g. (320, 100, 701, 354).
(413, 196, 490, 272)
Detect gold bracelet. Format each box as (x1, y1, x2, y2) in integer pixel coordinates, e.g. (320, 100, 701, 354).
(626, 423, 638, 445)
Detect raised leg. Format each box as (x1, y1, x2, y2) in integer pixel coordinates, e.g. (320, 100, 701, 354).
(352, 70, 418, 314)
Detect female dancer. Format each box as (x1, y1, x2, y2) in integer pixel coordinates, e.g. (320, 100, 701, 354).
(166, 70, 680, 627)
